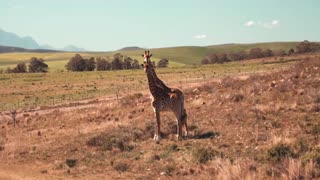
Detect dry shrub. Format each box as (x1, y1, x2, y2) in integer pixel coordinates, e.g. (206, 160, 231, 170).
(87, 123, 155, 151)
(113, 162, 129, 172)
(66, 159, 77, 168)
(230, 94, 244, 102)
(267, 144, 295, 162)
(192, 146, 222, 164)
(120, 92, 143, 105)
(87, 129, 133, 151)
(213, 158, 258, 180)
(220, 76, 242, 89)
(286, 159, 302, 179)
(198, 83, 214, 93)
(302, 146, 320, 166)
(164, 164, 176, 176)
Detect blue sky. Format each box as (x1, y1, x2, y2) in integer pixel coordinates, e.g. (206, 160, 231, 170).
(1, 0, 319, 51)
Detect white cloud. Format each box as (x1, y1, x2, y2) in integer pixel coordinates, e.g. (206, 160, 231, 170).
(244, 20, 255, 27)
(271, 20, 279, 25)
(193, 34, 207, 39)
(244, 20, 280, 29)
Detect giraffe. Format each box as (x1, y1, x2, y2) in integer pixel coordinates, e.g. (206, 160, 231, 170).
(141, 51, 188, 141)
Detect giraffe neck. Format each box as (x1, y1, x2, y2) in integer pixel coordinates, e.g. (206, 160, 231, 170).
(147, 61, 171, 92)
(146, 67, 161, 97)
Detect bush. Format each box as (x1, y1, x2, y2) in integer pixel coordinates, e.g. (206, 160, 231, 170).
(87, 131, 134, 152)
(96, 57, 110, 71)
(192, 146, 221, 164)
(7, 62, 27, 73)
(65, 54, 86, 71)
(157, 58, 169, 68)
(302, 147, 320, 165)
(28, 57, 48, 72)
(65, 159, 77, 168)
(85, 57, 96, 71)
(267, 144, 294, 162)
(113, 162, 129, 172)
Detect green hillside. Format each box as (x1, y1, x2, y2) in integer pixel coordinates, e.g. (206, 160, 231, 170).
(0, 42, 302, 71)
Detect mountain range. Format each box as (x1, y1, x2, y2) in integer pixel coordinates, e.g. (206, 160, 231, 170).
(0, 28, 86, 52)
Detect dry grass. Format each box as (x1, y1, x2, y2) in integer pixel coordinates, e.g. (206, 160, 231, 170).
(0, 54, 319, 179)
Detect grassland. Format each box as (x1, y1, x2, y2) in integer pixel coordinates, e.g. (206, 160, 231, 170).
(0, 53, 319, 179)
(0, 55, 299, 111)
(0, 42, 300, 71)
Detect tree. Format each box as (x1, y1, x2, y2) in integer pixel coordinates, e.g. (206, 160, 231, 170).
(111, 56, 123, 70)
(85, 57, 96, 71)
(248, 48, 263, 59)
(273, 49, 287, 57)
(96, 57, 110, 71)
(216, 53, 229, 63)
(131, 59, 140, 69)
(28, 57, 48, 72)
(7, 63, 27, 73)
(201, 58, 210, 64)
(207, 54, 219, 64)
(14, 63, 27, 73)
(262, 49, 274, 57)
(229, 51, 248, 61)
(288, 48, 295, 55)
(123, 56, 133, 69)
(157, 58, 169, 68)
(65, 54, 86, 71)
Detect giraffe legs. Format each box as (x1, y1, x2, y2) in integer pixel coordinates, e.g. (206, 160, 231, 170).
(154, 110, 161, 141)
(174, 111, 183, 140)
(183, 117, 189, 137)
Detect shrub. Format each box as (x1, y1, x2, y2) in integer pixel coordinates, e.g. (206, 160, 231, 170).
(157, 58, 169, 68)
(0, 145, 4, 151)
(113, 162, 129, 172)
(8, 62, 27, 73)
(96, 57, 111, 71)
(267, 144, 294, 162)
(65, 159, 77, 168)
(84, 57, 96, 71)
(192, 146, 221, 164)
(87, 132, 133, 151)
(164, 165, 175, 176)
(302, 147, 320, 165)
(28, 57, 48, 72)
(65, 54, 86, 71)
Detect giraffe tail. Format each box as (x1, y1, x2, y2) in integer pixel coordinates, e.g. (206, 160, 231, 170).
(180, 95, 188, 137)
(180, 95, 187, 123)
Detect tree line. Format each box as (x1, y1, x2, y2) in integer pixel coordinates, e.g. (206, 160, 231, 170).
(201, 40, 320, 64)
(65, 53, 168, 71)
(4, 57, 48, 73)
(2, 53, 169, 73)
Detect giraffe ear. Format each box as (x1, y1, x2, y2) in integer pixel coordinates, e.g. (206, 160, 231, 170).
(149, 54, 152, 57)
(141, 54, 144, 57)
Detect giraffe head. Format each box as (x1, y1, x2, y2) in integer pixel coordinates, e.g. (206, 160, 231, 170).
(141, 51, 153, 73)
(141, 50, 152, 62)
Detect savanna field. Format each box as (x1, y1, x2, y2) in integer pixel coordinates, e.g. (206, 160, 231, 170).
(0, 51, 320, 179)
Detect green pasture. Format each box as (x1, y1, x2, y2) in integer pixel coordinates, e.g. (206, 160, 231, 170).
(0, 42, 299, 71)
(0, 57, 296, 111)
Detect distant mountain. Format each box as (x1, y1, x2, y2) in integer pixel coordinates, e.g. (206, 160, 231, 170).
(61, 45, 86, 52)
(0, 28, 87, 52)
(0, 28, 40, 49)
(117, 46, 144, 51)
(0, 45, 59, 53)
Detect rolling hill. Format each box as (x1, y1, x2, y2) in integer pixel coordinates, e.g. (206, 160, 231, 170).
(115, 42, 300, 64)
(0, 41, 305, 70)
